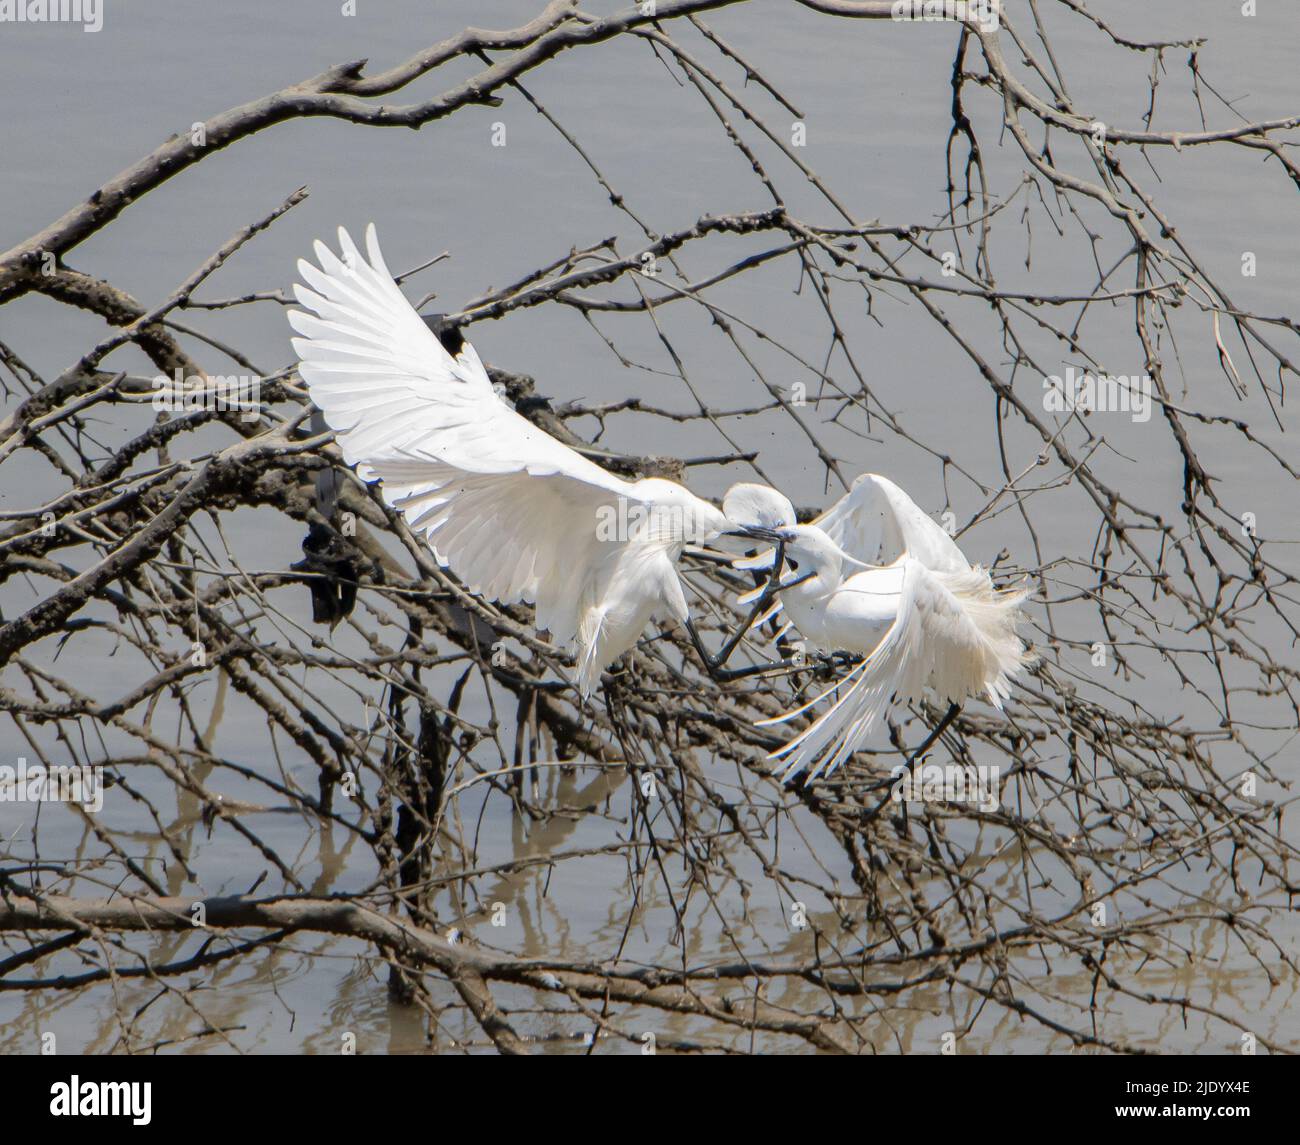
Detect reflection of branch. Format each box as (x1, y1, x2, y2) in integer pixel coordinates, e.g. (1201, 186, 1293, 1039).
(0, 892, 858, 1052)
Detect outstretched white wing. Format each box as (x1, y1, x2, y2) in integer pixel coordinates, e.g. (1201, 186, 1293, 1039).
(763, 559, 1026, 782)
(816, 473, 968, 572)
(288, 224, 639, 647)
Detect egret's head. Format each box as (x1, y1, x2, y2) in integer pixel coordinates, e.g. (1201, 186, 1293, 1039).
(721, 483, 802, 570)
(745, 524, 851, 587)
(722, 483, 796, 532)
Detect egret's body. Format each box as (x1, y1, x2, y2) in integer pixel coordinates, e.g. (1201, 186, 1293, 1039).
(724, 476, 1030, 781)
(780, 553, 903, 655)
(289, 225, 731, 695)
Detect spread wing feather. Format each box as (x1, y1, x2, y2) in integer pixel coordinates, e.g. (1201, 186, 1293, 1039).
(289, 225, 643, 648)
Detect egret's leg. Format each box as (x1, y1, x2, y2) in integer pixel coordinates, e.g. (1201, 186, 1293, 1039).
(903, 702, 961, 770)
(684, 618, 798, 681)
(857, 702, 963, 824)
(812, 650, 862, 673)
(688, 539, 809, 680)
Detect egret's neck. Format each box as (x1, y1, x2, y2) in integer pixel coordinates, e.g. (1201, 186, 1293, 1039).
(806, 550, 846, 593)
(784, 563, 836, 606)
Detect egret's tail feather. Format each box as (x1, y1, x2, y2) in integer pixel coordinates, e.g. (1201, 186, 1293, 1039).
(771, 656, 897, 783)
(756, 660, 867, 727)
(769, 563, 1031, 784)
(575, 608, 608, 698)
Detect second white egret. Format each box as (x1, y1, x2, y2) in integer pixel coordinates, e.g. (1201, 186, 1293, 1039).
(724, 475, 1030, 782)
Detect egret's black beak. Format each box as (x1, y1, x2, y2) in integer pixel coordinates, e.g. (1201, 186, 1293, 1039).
(724, 525, 782, 542)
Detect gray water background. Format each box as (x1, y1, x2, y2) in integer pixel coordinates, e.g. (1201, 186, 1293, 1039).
(1, 0, 1298, 1052)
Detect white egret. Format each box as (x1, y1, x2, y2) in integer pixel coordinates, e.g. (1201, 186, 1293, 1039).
(724, 475, 1030, 782)
(288, 224, 761, 696)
